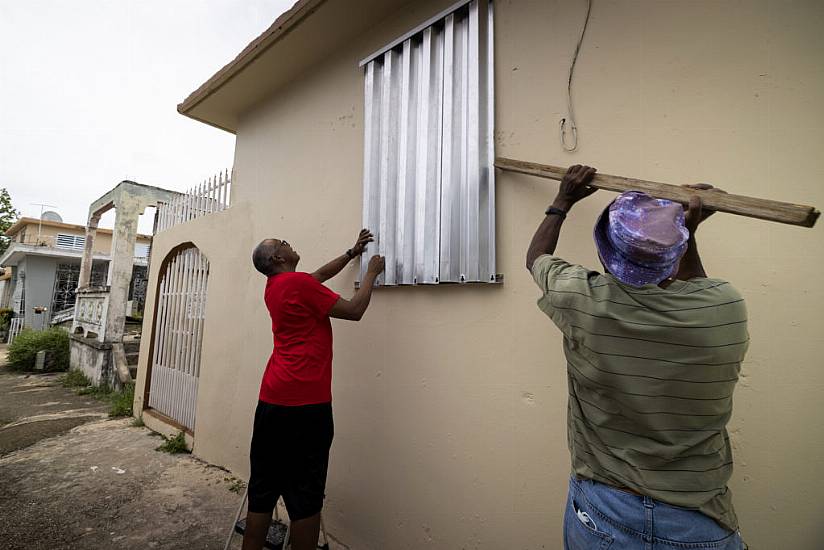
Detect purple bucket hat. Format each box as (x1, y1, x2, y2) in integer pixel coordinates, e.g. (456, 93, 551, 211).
(593, 191, 689, 287)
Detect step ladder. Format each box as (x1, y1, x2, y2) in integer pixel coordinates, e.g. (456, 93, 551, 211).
(223, 488, 330, 550)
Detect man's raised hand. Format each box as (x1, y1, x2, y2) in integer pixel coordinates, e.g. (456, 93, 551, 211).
(351, 229, 374, 256)
(681, 184, 726, 233)
(554, 165, 598, 210)
(367, 255, 385, 276)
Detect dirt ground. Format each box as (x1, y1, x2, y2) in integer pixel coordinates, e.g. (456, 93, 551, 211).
(0, 348, 248, 550)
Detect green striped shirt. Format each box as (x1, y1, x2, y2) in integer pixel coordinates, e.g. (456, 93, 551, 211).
(531, 254, 748, 532)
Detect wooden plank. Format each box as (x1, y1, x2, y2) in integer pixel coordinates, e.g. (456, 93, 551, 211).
(495, 157, 820, 228)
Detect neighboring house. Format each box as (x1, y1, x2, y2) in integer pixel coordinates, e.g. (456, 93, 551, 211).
(133, 1, 823, 548)
(1, 216, 152, 331)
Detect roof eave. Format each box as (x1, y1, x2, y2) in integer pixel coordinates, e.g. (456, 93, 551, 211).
(5, 217, 153, 239)
(177, 0, 327, 129)
(177, 0, 418, 133)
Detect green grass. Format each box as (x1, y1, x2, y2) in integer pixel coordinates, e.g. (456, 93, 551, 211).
(108, 383, 135, 417)
(61, 369, 92, 388)
(156, 431, 190, 454)
(62, 371, 134, 418)
(131, 415, 145, 427)
(224, 476, 247, 494)
(77, 384, 112, 398)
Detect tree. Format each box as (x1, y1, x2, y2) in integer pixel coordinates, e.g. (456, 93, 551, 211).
(0, 188, 20, 257)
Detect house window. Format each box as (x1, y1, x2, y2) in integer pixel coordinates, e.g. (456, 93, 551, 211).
(55, 234, 86, 251)
(359, 0, 495, 286)
(134, 243, 151, 259)
(51, 264, 81, 314)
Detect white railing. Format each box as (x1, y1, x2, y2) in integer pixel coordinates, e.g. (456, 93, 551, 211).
(8, 317, 24, 345)
(50, 306, 76, 325)
(156, 169, 232, 232)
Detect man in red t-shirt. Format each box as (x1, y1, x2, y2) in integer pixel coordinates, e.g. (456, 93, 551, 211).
(243, 229, 384, 550)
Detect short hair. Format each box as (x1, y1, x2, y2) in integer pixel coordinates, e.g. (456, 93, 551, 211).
(252, 239, 279, 276)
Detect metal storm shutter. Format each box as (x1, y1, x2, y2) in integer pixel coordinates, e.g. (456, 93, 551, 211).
(360, 0, 495, 286)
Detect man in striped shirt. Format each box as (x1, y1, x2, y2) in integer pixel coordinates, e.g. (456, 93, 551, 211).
(527, 165, 748, 549)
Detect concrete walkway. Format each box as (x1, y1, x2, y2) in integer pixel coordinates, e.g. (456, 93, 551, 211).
(0, 350, 109, 456)
(0, 348, 244, 550)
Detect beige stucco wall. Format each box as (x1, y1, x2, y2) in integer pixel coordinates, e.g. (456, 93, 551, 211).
(135, 1, 824, 548)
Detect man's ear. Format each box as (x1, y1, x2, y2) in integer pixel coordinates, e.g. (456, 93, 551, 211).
(272, 254, 286, 265)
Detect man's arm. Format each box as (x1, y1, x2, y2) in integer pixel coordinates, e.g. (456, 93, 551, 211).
(526, 165, 598, 271)
(675, 196, 707, 280)
(674, 184, 725, 281)
(329, 255, 384, 321)
(312, 229, 374, 283)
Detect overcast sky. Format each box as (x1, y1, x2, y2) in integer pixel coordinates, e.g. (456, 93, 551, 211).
(0, 0, 294, 233)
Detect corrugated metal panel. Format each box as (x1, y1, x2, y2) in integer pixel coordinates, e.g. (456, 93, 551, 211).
(360, 0, 495, 286)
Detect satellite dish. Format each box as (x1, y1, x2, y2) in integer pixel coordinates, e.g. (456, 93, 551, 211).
(41, 211, 63, 223)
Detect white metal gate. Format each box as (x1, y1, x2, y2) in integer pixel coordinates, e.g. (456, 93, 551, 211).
(148, 247, 209, 431)
(8, 317, 24, 345)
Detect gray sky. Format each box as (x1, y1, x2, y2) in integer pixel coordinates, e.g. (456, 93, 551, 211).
(0, 0, 294, 233)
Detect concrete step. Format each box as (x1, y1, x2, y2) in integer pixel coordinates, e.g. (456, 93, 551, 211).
(123, 341, 141, 354)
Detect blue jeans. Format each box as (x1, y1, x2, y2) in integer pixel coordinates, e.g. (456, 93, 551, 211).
(564, 476, 745, 549)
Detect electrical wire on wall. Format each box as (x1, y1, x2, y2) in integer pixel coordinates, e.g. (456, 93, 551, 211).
(560, 0, 593, 152)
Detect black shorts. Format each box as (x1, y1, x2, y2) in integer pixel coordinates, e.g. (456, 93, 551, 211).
(247, 400, 334, 520)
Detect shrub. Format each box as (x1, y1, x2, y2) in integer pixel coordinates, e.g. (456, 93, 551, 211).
(0, 308, 13, 330)
(7, 328, 70, 372)
(109, 383, 135, 417)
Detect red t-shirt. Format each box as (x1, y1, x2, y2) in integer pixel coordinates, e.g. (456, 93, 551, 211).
(258, 272, 341, 406)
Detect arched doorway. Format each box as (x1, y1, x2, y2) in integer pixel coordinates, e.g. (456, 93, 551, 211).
(146, 245, 209, 431)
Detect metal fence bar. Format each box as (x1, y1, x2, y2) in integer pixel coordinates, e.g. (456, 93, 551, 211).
(192, 255, 207, 379)
(156, 171, 232, 233)
(210, 176, 217, 214)
(223, 170, 230, 210)
(182, 249, 195, 379)
(8, 318, 24, 345)
(172, 251, 189, 423)
(188, 253, 202, 378)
